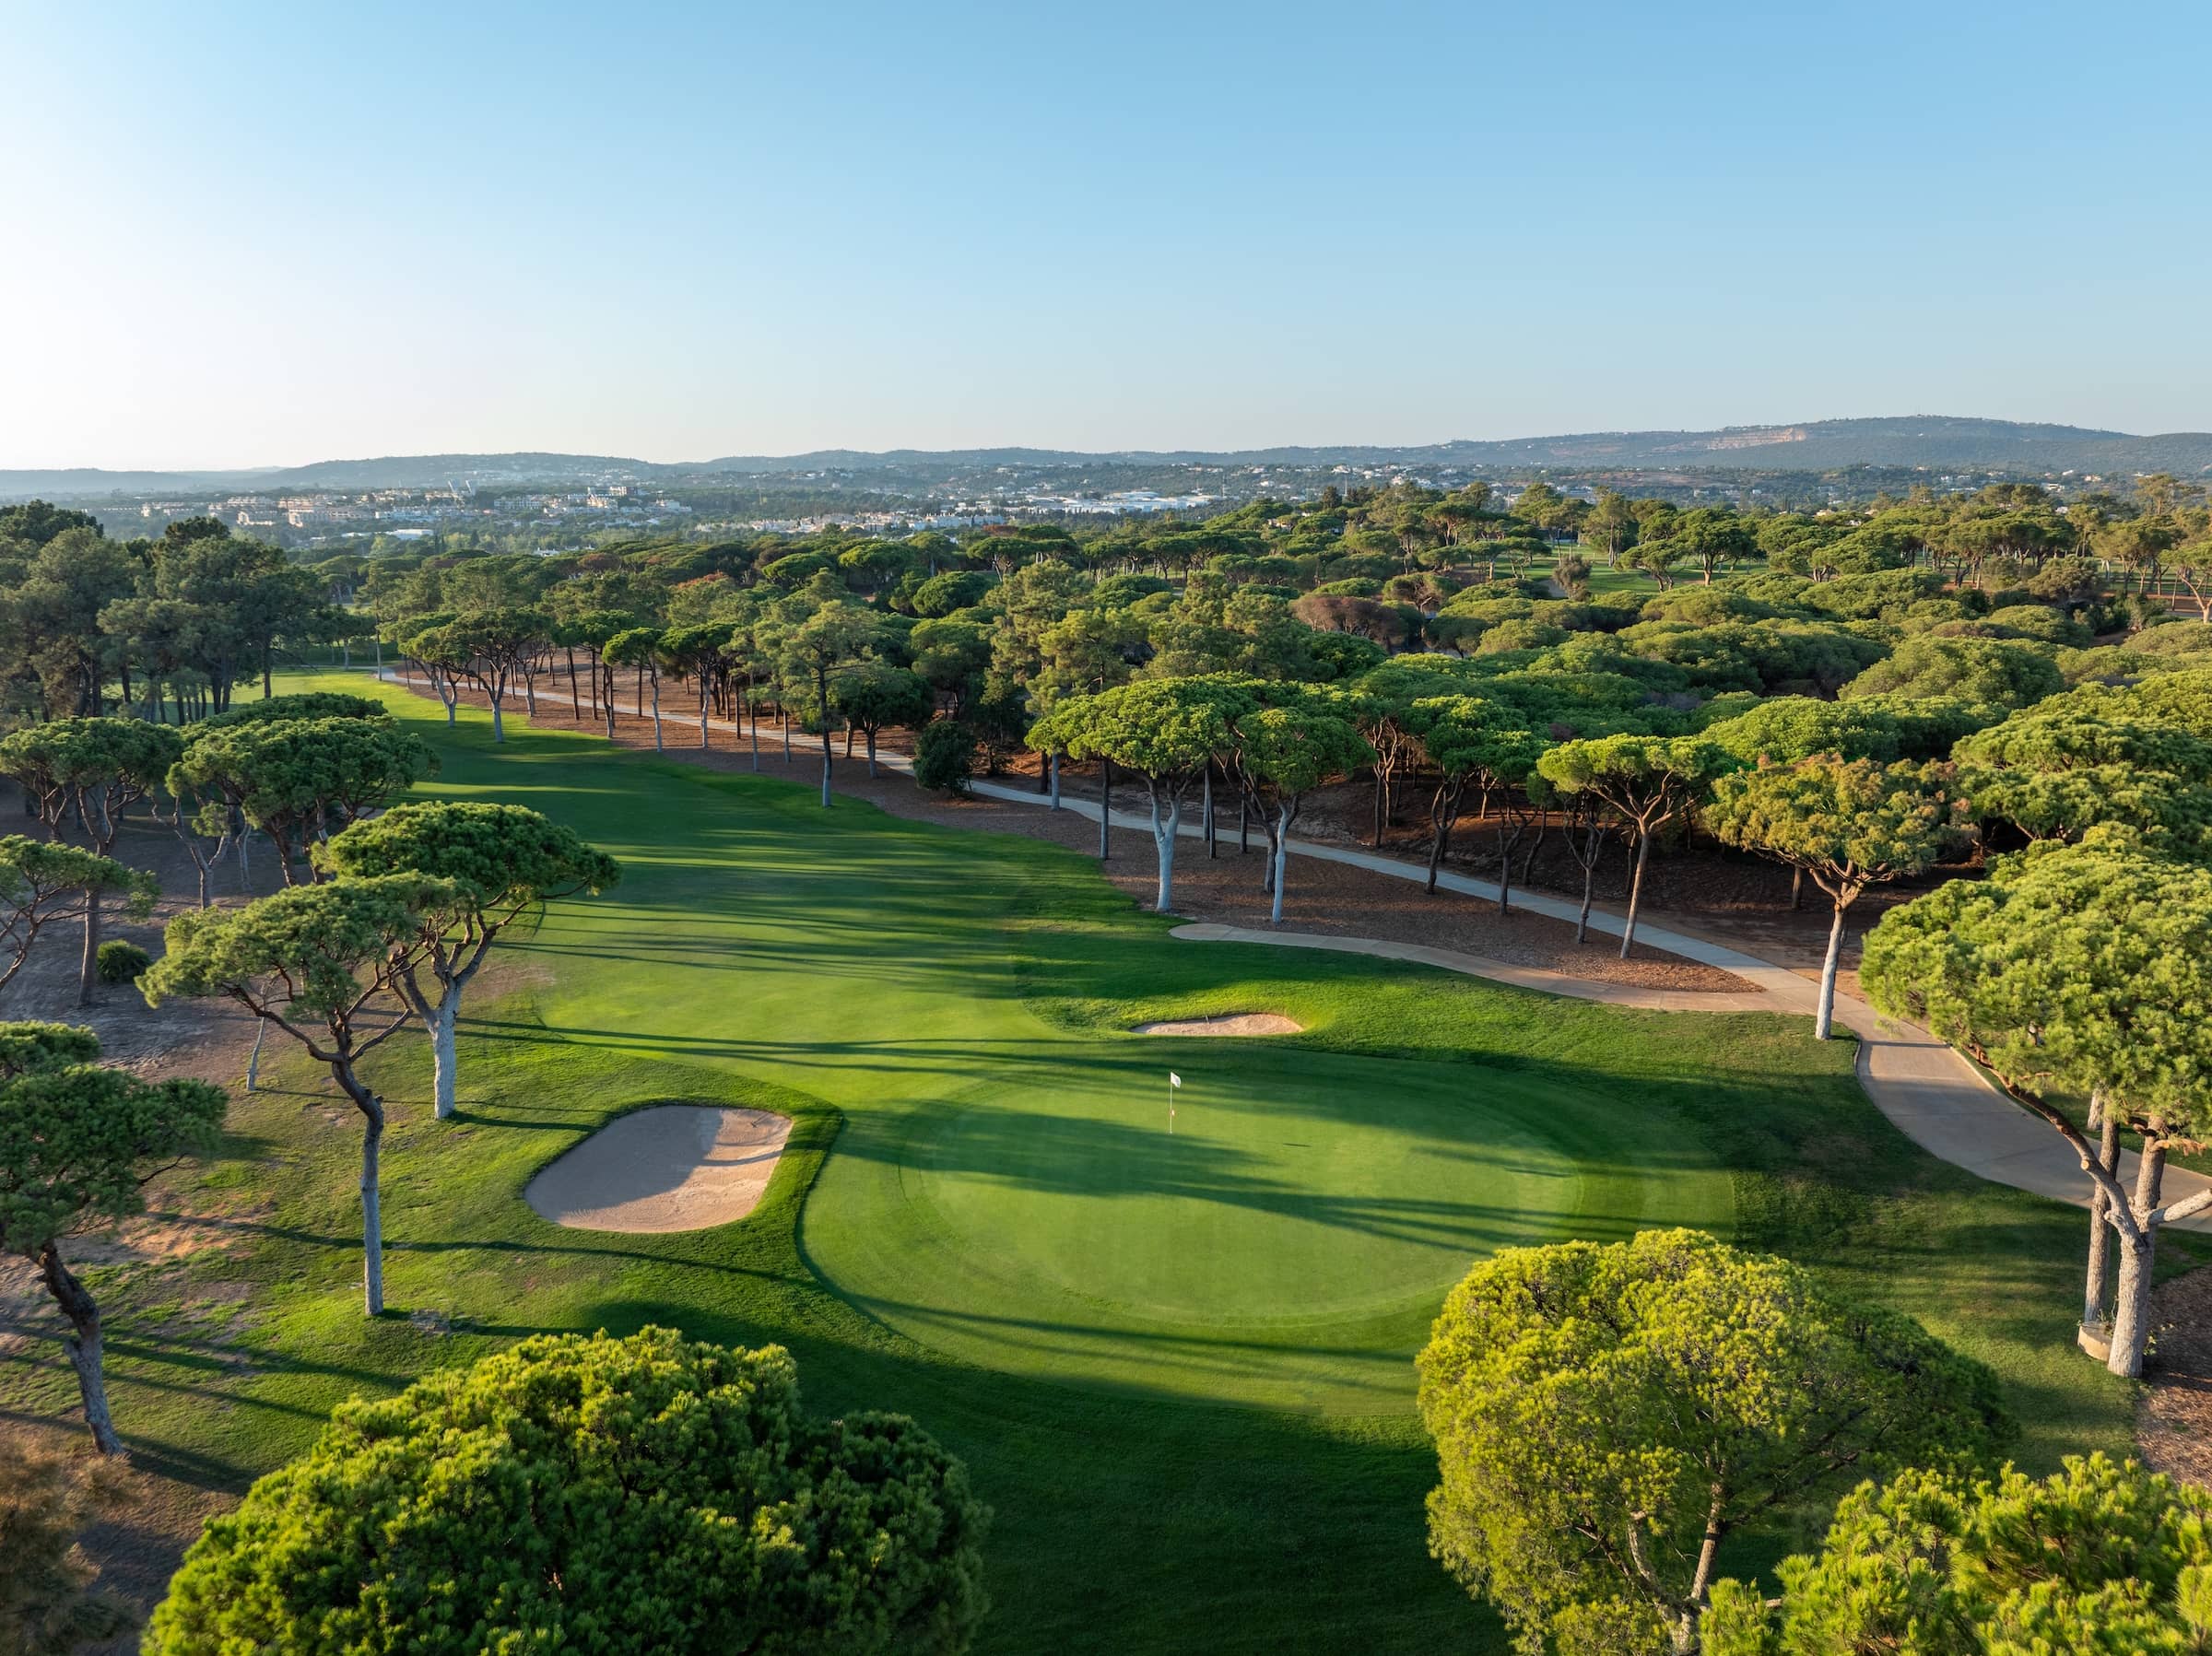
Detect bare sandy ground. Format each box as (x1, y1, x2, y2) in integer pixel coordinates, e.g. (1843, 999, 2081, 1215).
(2140, 1263, 2212, 1488)
(524, 1105, 792, 1232)
(1134, 1014, 1304, 1036)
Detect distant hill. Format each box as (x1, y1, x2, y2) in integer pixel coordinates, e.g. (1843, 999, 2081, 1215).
(1412, 417, 2212, 475)
(7, 417, 2210, 500)
(691, 417, 2212, 476)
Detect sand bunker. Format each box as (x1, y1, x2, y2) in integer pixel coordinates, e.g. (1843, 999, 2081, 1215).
(1133, 1013, 1303, 1037)
(525, 1105, 792, 1232)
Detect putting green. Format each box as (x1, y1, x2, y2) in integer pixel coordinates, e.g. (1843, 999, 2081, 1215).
(807, 1042, 1727, 1412)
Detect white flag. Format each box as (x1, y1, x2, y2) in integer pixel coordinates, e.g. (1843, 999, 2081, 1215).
(1169, 1073, 1182, 1088)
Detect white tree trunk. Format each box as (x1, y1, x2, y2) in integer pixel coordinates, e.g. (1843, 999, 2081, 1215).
(352, 1092, 386, 1318)
(1270, 807, 1291, 925)
(2105, 1142, 2166, 1378)
(76, 885, 100, 1007)
(432, 993, 460, 1120)
(1815, 899, 1844, 1040)
(1620, 830, 1651, 960)
(1149, 793, 1180, 912)
(2083, 1096, 2119, 1339)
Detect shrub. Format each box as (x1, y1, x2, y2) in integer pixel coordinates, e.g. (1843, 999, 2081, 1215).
(145, 1329, 989, 1656)
(1475, 617, 1568, 655)
(200, 692, 387, 730)
(913, 718, 978, 797)
(93, 941, 152, 984)
(1704, 1455, 2212, 1655)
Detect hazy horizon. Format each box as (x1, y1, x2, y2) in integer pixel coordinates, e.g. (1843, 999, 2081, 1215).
(2, 413, 2201, 482)
(9, 2, 2210, 469)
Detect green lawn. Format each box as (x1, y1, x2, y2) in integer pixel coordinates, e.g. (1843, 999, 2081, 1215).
(0, 673, 2154, 1651)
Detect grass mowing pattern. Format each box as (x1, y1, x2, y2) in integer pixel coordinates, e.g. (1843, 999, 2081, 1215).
(0, 672, 2164, 1652)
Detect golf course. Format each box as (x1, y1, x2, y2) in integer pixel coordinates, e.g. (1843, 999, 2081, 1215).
(3, 675, 2147, 1652)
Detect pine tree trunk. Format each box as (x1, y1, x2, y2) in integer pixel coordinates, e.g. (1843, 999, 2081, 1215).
(76, 886, 100, 1006)
(1427, 782, 1459, 895)
(1098, 758, 1112, 860)
(1815, 899, 1845, 1039)
(432, 992, 460, 1120)
(2082, 1098, 2119, 1340)
(40, 1243, 122, 1455)
(1150, 792, 1179, 912)
(334, 1069, 388, 1317)
(1620, 831, 1652, 960)
(2105, 1141, 2167, 1378)
(1270, 808, 1292, 925)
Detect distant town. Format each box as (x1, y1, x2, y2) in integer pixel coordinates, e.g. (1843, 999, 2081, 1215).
(18, 431, 2155, 559)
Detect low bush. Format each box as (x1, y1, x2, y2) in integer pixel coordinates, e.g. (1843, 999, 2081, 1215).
(914, 718, 978, 796)
(94, 941, 151, 984)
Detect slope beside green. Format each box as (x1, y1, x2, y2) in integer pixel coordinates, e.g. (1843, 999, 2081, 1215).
(0, 674, 2149, 1653)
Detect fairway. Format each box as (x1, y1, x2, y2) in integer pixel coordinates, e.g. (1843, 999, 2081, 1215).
(7, 674, 2144, 1655)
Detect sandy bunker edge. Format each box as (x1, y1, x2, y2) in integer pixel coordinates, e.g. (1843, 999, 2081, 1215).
(1132, 1013, 1304, 1036)
(525, 1104, 794, 1233)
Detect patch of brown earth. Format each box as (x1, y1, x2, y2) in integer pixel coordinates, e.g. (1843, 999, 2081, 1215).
(2140, 1265, 2212, 1489)
(0, 779, 311, 1642)
(1134, 1013, 1304, 1036)
(0, 801, 276, 1079)
(525, 1105, 792, 1232)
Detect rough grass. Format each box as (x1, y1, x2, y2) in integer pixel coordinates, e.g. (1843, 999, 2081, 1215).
(0, 672, 2147, 1652)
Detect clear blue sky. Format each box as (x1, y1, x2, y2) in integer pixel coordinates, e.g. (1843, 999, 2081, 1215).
(6, 1, 2208, 467)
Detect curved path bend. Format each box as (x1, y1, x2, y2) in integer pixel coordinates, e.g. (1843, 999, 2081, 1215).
(947, 775, 2212, 1234)
(377, 669, 2208, 1230)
